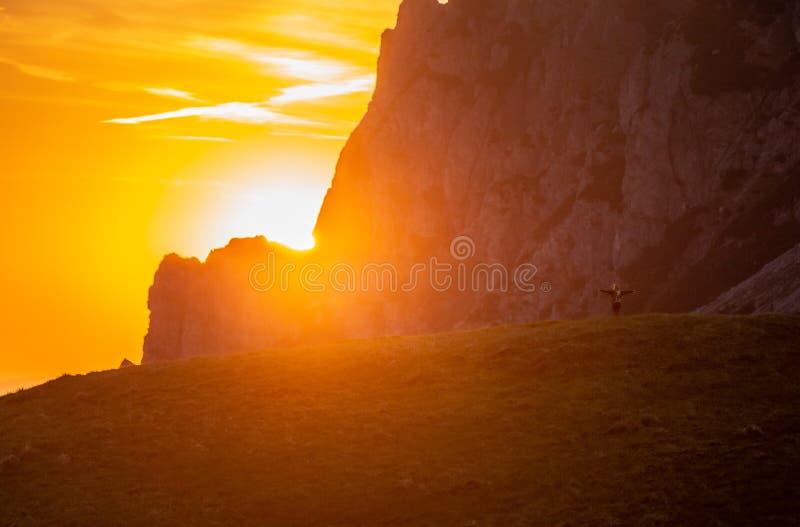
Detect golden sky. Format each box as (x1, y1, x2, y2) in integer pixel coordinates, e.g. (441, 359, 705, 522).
(0, 0, 400, 393)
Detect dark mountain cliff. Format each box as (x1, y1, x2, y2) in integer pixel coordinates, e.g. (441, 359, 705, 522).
(144, 0, 800, 362)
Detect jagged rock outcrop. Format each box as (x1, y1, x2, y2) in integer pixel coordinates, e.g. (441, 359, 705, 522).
(697, 243, 800, 314)
(144, 0, 800, 362)
(144, 238, 326, 361)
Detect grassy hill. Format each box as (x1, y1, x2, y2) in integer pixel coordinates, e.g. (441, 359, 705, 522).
(2, 315, 800, 526)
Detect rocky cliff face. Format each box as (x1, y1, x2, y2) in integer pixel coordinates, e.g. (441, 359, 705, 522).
(697, 242, 800, 314)
(144, 0, 800, 362)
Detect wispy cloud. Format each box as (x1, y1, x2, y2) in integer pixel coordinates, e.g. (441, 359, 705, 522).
(269, 74, 375, 105)
(146, 87, 202, 101)
(104, 101, 316, 125)
(0, 56, 76, 82)
(3, 1, 394, 141)
(190, 37, 358, 82)
(262, 12, 378, 54)
(270, 131, 349, 141)
(263, 55, 351, 82)
(162, 135, 234, 142)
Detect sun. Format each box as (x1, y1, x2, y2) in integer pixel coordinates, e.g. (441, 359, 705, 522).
(151, 176, 329, 259)
(214, 183, 323, 251)
(149, 140, 340, 259)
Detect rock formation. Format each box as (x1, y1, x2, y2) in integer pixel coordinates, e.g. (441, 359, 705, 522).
(144, 0, 800, 362)
(697, 242, 800, 314)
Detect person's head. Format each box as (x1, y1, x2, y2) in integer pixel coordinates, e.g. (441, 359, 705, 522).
(612, 283, 620, 292)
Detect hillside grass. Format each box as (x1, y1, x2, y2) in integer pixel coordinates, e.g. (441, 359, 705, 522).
(1, 314, 800, 526)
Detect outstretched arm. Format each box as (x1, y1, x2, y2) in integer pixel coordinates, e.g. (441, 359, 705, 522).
(621, 290, 636, 296)
(600, 289, 614, 295)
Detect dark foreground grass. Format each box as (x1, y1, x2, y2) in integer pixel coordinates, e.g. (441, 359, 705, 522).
(1, 315, 800, 526)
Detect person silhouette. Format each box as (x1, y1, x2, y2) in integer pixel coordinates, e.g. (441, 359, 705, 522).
(600, 284, 636, 315)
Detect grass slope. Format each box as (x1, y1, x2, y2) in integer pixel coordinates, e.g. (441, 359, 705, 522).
(1, 315, 800, 526)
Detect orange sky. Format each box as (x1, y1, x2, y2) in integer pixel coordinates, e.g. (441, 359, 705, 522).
(0, 0, 400, 393)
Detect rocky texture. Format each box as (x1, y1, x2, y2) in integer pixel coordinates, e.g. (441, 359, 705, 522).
(697, 243, 800, 314)
(144, 0, 800, 362)
(144, 239, 326, 361)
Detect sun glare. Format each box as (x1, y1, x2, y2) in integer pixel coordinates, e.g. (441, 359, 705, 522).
(222, 184, 322, 251)
(0, 0, 400, 388)
(148, 140, 341, 259)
